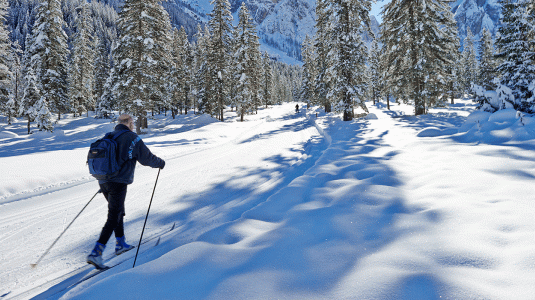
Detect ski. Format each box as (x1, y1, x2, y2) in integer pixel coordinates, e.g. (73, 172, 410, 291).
(10, 223, 178, 300)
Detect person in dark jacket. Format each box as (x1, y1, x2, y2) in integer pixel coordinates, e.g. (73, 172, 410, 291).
(87, 114, 165, 269)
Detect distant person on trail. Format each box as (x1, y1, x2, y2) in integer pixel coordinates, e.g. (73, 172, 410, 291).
(295, 104, 299, 113)
(87, 114, 165, 269)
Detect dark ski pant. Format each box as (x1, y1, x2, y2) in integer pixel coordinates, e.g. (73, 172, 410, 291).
(97, 182, 127, 245)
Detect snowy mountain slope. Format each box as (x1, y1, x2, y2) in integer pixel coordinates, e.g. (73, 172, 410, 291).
(2, 101, 535, 299)
(452, 0, 502, 43)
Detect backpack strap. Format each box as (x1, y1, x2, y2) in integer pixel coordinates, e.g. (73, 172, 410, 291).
(109, 129, 131, 141)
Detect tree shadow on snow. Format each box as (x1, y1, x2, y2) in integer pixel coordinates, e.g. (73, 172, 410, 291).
(125, 116, 448, 299)
(0, 114, 215, 158)
(28, 113, 447, 299)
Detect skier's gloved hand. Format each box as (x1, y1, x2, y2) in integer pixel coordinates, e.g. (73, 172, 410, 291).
(159, 160, 165, 170)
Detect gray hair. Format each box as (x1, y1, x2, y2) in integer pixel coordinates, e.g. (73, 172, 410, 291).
(118, 114, 133, 125)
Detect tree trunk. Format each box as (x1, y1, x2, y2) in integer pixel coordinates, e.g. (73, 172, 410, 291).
(136, 115, 142, 135)
(450, 82, 455, 104)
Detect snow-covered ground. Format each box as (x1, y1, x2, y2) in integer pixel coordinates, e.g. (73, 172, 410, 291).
(1, 100, 534, 299)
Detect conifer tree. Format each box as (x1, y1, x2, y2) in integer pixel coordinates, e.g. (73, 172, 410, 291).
(34, 96, 53, 131)
(112, 0, 173, 133)
(261, 52, 273, 108)
(171, 26, 191, 117)
(446, 35, 462, 104)
(330, 0, 372, 121)
(95, 74, 114, 118)
(69, 3, 95, 117)
(313, 0, 333, 112)
(478, 28, 497, 91)
(300, 35, 316, 107)
(461, 28, 479, 95)
(233, 3, 254, 121)
(381, 0, 457, 115)
(495, 0, 535, 112)
(441, 7, 460, 105)
(94, 35, 112, 109)
(0, 0, 11, 112)
(27, 0, 70, 123)
(208, 0, 233, 121)
(193, 25, 211, 114)
(19, 65, 40, 134)
(7, 41, 23, 123)
(369, 40, 382, 105)
(246, 12, 262, 114)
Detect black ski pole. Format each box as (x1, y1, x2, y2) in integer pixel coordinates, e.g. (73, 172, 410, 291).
(133, 168, 161, 268)
(31, 189, 101, 269)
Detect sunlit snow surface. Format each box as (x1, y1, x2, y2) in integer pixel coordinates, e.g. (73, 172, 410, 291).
(1, 100, 534, 299)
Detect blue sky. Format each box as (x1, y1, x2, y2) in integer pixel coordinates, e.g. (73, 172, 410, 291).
(371, 0, 389, 23)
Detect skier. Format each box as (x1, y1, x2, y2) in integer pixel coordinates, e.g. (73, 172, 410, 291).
(295, 104, 299, 113)
(87, 114, 165, 269)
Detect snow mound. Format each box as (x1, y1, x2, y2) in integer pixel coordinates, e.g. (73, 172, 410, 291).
(417, 127, 458, 137)
(365, 113, 378, 120)
(0, 131, 18, 139)
(456, 109, 535, 143)
(193, 114, 219, 125)
(31, 130, 55, 138)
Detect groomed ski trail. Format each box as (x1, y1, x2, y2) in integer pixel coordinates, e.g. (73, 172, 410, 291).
(1, 105, 328, 299)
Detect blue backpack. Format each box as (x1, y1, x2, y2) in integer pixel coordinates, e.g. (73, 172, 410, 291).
(87, 129, 130, 180)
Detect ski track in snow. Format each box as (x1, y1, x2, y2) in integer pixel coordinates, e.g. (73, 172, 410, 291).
(1, 101, 535, 299)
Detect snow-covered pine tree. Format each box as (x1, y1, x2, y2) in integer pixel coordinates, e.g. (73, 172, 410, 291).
(19, 63, 40, 134)
(170, 28, 180, 117)
(208, 0, 233, 121)
(379, 41, 396, 110)
(0, 0, 11, 113)
(112, 0, 173, 133)
(7, 41, 24, 123)
(330, 0, 372, 121)
(233, 2, 253, 122)
(68, 3, 95, 117)
(95, 73, 114, 119)
(171, 26, 191, 117)
(369, 40, 382, 105)
(478, 28, 497, 91)
(313, 0, 333, 112)
(193, 25, 211, 115)
(34, 95, 53, 131)
(440, 6, 460, 105)
(150, 4, 173, 116)
(94, 35, 111, 110)
(495, 0, 535, 112)
(29, 0, 70, 123)
(446, 37, 462, 104)
(300, 35, 316, 107)
(181, 28, 194, 115)
(245, 10, 262, 114)
(381, 0, 457, 115)
(261, 52, 273, 108)
(461, 28, 479, 96)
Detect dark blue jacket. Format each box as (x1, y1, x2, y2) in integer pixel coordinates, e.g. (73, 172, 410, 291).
(99, 124, 165, 184)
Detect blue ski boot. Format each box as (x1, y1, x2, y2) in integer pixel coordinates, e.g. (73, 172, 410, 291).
(87, 242, 107, 269)
(115, 236, 135, 255)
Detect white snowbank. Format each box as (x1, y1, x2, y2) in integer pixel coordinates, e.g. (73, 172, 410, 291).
(0, 131, 18, 139)
(417, 126, 458, 137)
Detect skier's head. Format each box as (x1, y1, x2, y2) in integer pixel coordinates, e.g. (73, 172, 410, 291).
(118, 114, 134, 131)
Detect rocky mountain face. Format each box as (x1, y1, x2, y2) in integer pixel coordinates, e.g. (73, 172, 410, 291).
(452, 0, 502, 45)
